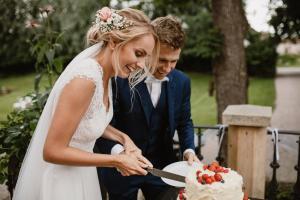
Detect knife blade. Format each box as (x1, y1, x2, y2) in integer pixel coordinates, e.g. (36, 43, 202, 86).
(147, 167, 186, 183)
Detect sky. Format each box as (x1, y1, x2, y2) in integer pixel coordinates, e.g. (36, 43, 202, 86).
(245, 0, 274, 32)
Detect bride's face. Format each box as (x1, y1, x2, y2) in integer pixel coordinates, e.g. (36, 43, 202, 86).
(115, 34, 155, 78)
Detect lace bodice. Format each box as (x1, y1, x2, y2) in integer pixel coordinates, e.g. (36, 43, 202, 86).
(54, 58, 113, 152)
(13, 44, 108, 200)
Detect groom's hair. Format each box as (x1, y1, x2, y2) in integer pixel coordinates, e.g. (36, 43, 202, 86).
(151, 16, 185, 49)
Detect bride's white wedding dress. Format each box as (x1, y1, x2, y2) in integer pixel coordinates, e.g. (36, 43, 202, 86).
(13, 43, 112, 200)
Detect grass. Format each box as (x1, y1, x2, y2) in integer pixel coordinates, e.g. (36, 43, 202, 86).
(248, 77, 275, 107)
(0, 73, 275, 125)
(189, 73, 216, 125)
(277, 54, 300, 67)
(188, 72, 275, 125)
(0, 74, 49, 121)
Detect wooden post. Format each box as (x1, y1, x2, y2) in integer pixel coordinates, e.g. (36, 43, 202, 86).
(222, 105, 272, 199)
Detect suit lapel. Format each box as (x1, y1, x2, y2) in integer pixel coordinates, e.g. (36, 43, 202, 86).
(136, 82, 152, 127)
(167, 73, 176, 133)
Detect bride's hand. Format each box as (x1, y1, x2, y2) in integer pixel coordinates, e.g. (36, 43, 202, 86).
(122, 135, 139, 154)
(122, 135, 153, 168)
(115, 154, 149, 176)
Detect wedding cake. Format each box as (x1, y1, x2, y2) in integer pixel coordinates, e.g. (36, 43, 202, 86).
(178, 162, 245, 200)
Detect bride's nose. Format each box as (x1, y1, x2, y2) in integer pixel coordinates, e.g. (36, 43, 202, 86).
(136, 57, 146, 69)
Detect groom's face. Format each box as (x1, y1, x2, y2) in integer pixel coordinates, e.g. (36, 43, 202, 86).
(153, 44, 181, 80)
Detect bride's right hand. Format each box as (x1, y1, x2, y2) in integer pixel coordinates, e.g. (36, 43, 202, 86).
(114, 154, 149, 176)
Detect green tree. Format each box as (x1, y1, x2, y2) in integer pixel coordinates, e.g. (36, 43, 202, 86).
(50, 0, 110, 56)
(0, 0, 40, 74)
(0, 0, 110, 75)
(117, 0, 222, 69)
(269, 0, 300, 42)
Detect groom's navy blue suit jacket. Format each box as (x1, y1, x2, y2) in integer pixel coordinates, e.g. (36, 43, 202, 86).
(95, 69, 195, 193)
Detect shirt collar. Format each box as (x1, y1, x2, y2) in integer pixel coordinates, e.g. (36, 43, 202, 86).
(144, 75, 169, 83)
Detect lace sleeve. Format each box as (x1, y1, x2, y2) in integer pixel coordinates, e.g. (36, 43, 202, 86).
(62, 58, 103, 87)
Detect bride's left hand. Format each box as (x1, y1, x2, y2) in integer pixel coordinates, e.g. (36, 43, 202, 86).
(122, 135, 153, 168)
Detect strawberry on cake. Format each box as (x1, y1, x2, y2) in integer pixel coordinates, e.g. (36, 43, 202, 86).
(178, 162, 245, 200)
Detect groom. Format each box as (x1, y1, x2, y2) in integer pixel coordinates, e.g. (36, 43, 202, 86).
(95, 16, 200, 199)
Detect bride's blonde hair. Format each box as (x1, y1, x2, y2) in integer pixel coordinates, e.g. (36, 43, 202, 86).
(87, 7, 160, 89)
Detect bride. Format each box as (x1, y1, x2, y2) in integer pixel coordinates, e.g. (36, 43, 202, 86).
(13, 7, 159, 200)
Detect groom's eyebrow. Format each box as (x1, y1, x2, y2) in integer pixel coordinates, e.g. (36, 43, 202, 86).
(159, 57, 179, 62)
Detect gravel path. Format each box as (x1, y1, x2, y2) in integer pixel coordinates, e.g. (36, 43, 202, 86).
(268, 67, 300, 183)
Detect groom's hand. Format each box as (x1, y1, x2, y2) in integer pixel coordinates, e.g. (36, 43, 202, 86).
(122, 135, 140, 154)
(183, 152, 201, 166)
(122, 149, 153, 169)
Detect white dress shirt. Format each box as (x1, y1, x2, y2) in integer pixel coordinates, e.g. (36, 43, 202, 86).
(144, 75, 169, 107)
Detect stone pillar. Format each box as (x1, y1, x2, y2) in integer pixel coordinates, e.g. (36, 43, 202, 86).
(222, 105, 272, 199)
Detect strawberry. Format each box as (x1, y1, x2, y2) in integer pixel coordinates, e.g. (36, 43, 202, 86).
(243, 192, 248, 200)
(208, 165, 216, 172)
(216, 166, 224, 173)
(196, 170, 202, 176)
(205, 177, 213, 184)
(202, 174, 209, 180)
(210, 175, 216, 182)
(179, 193, 184, 200)
(211, 161, 219, 167)
(214, 173, 223, 182)
(223, 169, 229, 173)
(197, 176, 203, 183)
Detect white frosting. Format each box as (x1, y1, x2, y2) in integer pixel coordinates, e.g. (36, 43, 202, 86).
(184, 167, 244, 200)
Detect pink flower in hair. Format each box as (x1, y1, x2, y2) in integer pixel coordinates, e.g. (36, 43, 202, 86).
(94, 7, 133, 33)
(98, 7, 112, 22)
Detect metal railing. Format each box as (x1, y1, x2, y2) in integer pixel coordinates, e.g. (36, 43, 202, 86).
(187, 125, 300, 200)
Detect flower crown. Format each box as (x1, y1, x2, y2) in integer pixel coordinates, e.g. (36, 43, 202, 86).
(94, 7, 133, 33)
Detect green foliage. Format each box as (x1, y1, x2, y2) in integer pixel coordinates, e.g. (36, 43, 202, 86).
(119, 0, 222, 72)
(0, 0, 40, 73)
(49, 0, 110, 55)
(269, 0, 300, 42)
(0, 0, 110, 74)
(0, 154, 8, 184)
(246, 30, 278, 77)
(0, 92, 49, 184)
(27, 5, 64, 91)
(182, 8, 222, 59)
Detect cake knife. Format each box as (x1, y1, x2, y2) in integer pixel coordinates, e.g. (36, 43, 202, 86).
(146, 167, 186, 183)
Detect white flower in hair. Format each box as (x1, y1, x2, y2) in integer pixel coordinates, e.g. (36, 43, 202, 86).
(94, 7, 133, 33)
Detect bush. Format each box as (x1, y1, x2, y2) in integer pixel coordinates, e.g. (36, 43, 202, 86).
(0, 3, 61, 194)
(0, 92, 49, 194)
(246, 31, 278, 77)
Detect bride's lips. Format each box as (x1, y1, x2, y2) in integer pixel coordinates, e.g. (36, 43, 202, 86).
(124, 65, 131, 74)
(125, 65, 136, 73)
